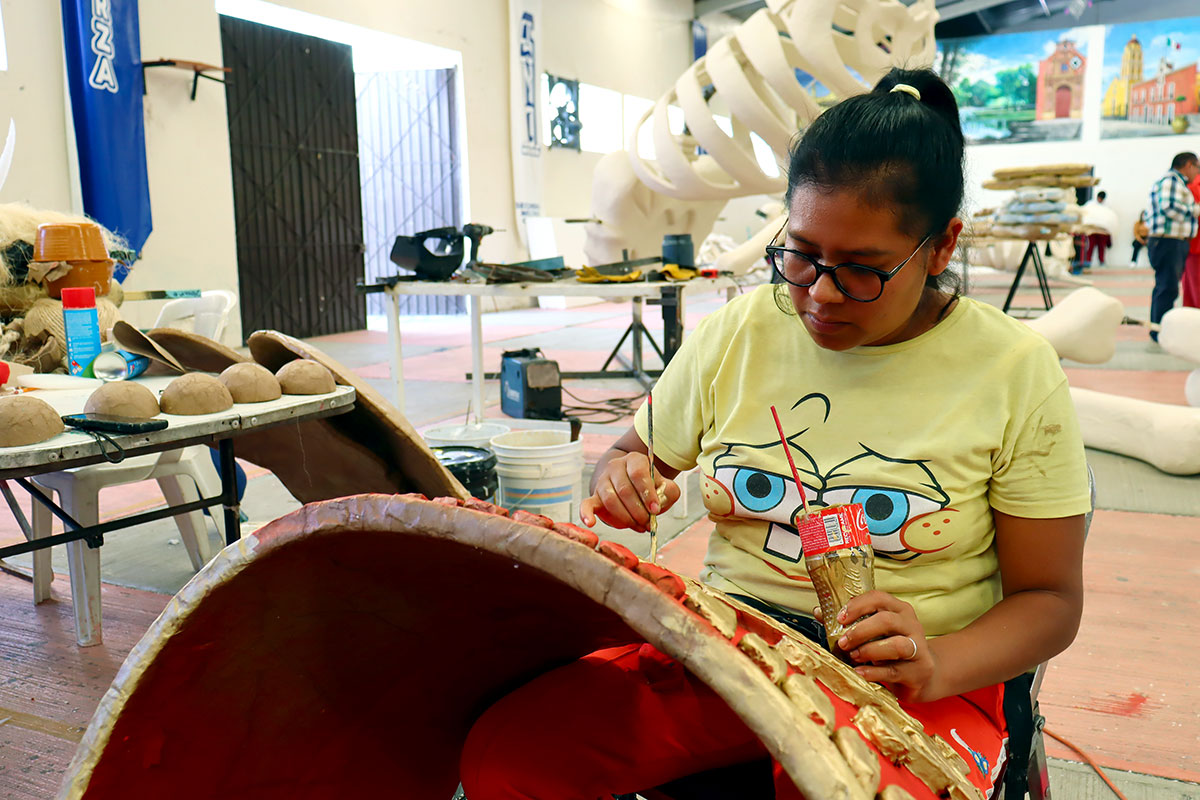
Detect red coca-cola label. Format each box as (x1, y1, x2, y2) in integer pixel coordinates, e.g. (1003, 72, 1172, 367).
(796, 503, 870, 556)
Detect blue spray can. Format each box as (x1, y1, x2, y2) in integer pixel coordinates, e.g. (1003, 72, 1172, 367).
(61, 287, 102, 377)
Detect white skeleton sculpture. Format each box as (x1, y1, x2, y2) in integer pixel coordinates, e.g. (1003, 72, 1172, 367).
(584, 0, 939, 270)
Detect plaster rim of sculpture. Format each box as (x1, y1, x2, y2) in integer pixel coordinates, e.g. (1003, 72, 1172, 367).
(58, 494, 982, 800)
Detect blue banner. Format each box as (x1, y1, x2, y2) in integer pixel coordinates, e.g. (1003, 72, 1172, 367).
(61, 0, 152, 270)
(692, 19, 707, 63)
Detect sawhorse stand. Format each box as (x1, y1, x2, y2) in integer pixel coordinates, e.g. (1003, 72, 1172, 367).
(1002, 240, 1054, 317)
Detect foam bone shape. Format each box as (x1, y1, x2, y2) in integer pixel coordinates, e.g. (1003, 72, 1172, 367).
(1160, 307, 1200, 364)
(1158, 309, 1200, 408)
(584, 0, 937, 267)
(1072, 387, 1200, 475)
(1024, 287, 1125, 364)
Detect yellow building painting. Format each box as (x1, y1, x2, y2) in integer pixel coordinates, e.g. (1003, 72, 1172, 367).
(1102, 35, 1144, 118)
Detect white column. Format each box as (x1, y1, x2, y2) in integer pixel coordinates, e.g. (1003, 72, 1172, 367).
(387, 290, 405, 412)
(468, 294, 486, 425)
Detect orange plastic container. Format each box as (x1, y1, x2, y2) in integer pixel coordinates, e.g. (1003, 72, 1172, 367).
(78, 223, 108, 261)
(46, 259, 115, 299)
(33, 223, 87, 262)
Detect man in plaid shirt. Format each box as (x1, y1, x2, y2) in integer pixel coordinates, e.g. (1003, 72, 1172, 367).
(1146, 152, 1200, 340)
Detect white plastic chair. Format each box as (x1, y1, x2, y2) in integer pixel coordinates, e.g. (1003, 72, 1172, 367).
(155, 290, 238, 342)
(29, 289, 239, 646)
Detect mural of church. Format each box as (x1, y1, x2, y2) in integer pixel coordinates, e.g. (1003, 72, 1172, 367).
(1102, 35, 1144, 118)
(1036, 39, 1086, 120)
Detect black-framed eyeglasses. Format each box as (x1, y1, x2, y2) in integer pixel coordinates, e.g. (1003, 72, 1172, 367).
(765, 234, 933, 303)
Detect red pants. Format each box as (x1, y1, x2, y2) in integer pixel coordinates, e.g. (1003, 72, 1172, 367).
(460, 644, 1007, 800)
(1085, 233, 1109, 266)
(1184, 253, 1200, 308)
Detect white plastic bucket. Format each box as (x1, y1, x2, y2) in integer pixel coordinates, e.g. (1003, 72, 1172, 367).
(490, 429, 584, 522)
(423, 422, 510, 450)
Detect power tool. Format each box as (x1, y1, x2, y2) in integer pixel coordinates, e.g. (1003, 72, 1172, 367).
(462, 223, 497, 267)
(500, 348, 562, 420)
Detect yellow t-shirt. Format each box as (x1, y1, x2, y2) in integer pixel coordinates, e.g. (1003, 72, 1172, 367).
(634, 286, 1091, 637)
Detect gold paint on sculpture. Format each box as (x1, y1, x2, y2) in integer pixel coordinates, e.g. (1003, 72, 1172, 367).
(738, 632, 789, 685)
(832, 727, 881, 794)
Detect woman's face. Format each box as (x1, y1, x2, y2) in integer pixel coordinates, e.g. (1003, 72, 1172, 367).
(782, 184, 961, 350)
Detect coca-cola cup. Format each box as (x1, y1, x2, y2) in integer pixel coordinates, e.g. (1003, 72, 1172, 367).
(798, 503, 874, 661)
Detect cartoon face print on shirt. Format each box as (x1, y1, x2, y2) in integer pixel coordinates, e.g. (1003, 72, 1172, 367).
(703, 393, 954, 565)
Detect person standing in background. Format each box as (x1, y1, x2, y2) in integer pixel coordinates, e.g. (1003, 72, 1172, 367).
(1183, 172, 1200, 308)
(1080, 190, 1117, 270)
(1146, 152, 1200, 339)
(1131, 211, 1149, 266)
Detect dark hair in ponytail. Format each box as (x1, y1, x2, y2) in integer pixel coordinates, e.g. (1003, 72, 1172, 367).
(783, 67, 964, 296)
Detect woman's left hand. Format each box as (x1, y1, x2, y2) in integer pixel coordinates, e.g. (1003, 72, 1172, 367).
(819, 590, 941, 703)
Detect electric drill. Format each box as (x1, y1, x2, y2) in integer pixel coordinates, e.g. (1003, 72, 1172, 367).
(462, 223, 497, 266)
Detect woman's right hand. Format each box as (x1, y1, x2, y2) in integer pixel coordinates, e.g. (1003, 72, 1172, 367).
(580, 451, 681, 531)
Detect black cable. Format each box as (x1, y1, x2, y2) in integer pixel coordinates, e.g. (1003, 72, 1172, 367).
(81, 430, 126, 463)
(559, 384, 647, 425)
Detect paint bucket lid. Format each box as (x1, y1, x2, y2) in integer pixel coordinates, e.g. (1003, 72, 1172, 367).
(424, 421, 510, 450)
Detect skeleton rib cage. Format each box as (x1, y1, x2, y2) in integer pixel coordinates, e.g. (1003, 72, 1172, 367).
(584, 0, 938, 268)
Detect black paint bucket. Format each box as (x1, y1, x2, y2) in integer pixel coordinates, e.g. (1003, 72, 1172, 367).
(431, 446, 498, 502)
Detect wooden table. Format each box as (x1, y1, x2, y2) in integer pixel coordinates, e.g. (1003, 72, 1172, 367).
(0, 377, 356, 644)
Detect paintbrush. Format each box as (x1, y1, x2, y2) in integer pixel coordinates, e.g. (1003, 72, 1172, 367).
(770, 405, 811, 521)
(647, 391, 658, 561)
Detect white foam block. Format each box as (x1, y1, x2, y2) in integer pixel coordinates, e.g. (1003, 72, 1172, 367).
(1160, 307, 1200, 365)
(1025, 287, 1125, 364)
(1071, 387, 1200, 475)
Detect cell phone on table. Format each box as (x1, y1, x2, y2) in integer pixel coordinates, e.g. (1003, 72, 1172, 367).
(62, 413, 169, 434)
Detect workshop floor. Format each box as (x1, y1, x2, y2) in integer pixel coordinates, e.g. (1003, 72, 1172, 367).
(2, 265, 1199, 798)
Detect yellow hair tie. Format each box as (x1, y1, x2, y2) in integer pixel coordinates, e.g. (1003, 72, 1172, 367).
(890, 84, 921, 101)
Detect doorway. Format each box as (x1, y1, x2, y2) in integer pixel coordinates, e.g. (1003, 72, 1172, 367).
(1055, 85, 1072, 119)
(357, 68, 464, 317)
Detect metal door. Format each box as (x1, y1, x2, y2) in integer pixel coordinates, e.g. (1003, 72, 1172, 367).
(220, 15, 366, 339)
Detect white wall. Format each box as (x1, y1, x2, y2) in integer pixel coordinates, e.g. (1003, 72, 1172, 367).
(961, 25, 1200, 265)
(0, 0, 694, 339)
(228, 0, 693, 263)
(540, 0, 693, 223)
(134, 2, 240, 339)
(0, 1, 74, 212)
